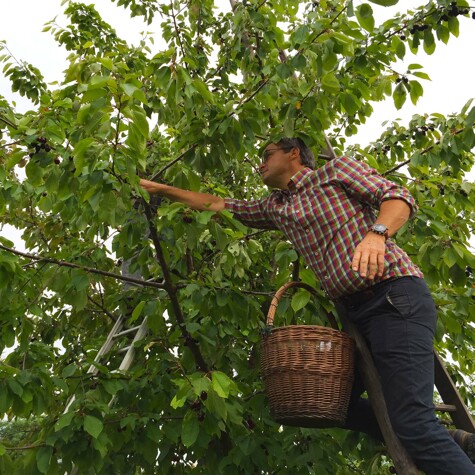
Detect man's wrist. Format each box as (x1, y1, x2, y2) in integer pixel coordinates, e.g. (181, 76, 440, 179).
(369, 223, 389, 240)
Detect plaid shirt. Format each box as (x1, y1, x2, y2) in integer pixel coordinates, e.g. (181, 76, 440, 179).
(224, 156, 423, 298)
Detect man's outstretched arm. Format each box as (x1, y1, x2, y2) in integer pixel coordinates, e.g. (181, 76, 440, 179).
(139, 178, 225, 212)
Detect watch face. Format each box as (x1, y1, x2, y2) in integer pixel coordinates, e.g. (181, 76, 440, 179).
(373, 224, 387, 233)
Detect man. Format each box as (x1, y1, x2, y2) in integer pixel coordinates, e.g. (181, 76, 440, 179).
(140, 138, 475, 474)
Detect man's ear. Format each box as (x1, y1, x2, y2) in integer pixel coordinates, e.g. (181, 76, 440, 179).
(289, 147, 301, 162)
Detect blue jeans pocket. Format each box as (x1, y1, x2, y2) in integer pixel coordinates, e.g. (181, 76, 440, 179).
(385, 284, 412, 318)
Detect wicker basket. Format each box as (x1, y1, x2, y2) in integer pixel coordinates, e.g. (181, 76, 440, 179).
(260, 282, 355, 428)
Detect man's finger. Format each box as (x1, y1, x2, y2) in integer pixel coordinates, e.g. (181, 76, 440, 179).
(377, 252, 385, 277)
(367, 252, 379, 280)
(358, 252, 369, 277)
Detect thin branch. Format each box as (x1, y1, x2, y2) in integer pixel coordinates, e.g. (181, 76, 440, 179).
(5, 443, 45, 451)
(0, 244, 166, 290)
(0, 139, 22, 149)
(151, 143, 198, 180)
(0, 113, 17, 130)
(87, 295, 117, 323)
(170, 2, 188, 65)
(383, 126, 467, 176)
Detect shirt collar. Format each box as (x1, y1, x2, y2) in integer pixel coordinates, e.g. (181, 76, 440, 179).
(287, 167, 313, 192)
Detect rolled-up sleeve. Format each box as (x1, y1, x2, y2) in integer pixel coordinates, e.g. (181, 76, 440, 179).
(224, 197, 278, 230)
(330, 156, 418, 218)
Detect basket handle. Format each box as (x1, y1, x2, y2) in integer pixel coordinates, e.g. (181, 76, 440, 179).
(266, 281, 339, 330)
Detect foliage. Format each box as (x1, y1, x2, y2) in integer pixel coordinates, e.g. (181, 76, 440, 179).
(0, 0, 474, 473)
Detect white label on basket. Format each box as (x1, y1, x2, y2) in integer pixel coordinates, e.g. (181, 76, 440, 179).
(289, 341, 333, 351)
(319, 341, 332, 351)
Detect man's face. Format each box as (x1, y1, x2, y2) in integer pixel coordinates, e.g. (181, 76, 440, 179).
(259, 144, 293, 188)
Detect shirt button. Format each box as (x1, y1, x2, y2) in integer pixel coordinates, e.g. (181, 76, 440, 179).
(324, 275, 330, 280)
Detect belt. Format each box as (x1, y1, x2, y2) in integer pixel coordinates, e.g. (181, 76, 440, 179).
(335, 277, 402, 310)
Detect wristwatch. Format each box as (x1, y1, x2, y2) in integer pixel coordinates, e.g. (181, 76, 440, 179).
(370, 223, 389, 240)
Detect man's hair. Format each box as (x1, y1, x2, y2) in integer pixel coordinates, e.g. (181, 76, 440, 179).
(277, 137, 315, 170)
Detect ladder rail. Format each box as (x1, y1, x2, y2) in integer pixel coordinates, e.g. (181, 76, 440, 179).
(63, 316, 126, 413)
(434, 351, 475, 432)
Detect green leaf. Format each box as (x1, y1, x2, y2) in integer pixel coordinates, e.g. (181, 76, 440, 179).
(412, 71, 431, 81)
(8, 379, 23, 397)
(25, 160, 44, 186)
(409, 80, 423, 105)
(73, 137, 95, 174)
(391, 35, 406, 60)
(436, 24, 450, 44)
(102, 379, 124, 396)
(356, 4, 375, 32)
(291, 290, 311, 312)
(321, 73, 340, 93)
(147, 424, 162, 444)
(423, 29, 436, 55)
(291, 25, 309, 46)
(447, 16, 459, 37)
(190, 375, 210, 396)
(275, 63, 292, 79)
(211, 371, 233, 398)
(392, 82, 407, 110)
(130, 300, 146, 323)
(192, 79, 215, 104)
(131, 108, 149, 138)
(61, 363, 78, 378)
(170, 381, 191, 409)
(341, 93, 360, 116)
(367, 0, 398, 5)
(181, 410, 199, 447)
(83, 415, 103, 439)
(204, 390, 227, 420)
(122, 82, 138, 97)
(36, 446, 53, 474)
(55, 411, 75, 432)
(464, 106, 475, 127)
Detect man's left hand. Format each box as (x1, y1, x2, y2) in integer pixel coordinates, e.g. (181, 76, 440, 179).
(352, 233, 386, 279)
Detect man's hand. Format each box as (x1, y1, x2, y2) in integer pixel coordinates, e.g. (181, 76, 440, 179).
(139, 178, 160, 194)
(352, 233, 386, 279)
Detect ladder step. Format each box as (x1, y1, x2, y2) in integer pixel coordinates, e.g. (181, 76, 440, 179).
(112, 325, 142, 338)
(117, 345, 132, 354)
(435, 403, 457, 413)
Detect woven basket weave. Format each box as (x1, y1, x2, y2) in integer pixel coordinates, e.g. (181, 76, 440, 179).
(260, 282, 355, 428)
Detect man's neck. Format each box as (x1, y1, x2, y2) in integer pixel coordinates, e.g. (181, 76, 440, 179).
(276, 165, 307, 190)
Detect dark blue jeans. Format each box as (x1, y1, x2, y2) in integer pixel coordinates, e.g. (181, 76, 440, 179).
(339, 276, 475, 475)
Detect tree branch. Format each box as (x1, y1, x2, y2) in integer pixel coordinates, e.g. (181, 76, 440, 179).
(142, 203, 209, 372)
(0, 244, 166, 290)
(383, 126, 467, 176)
